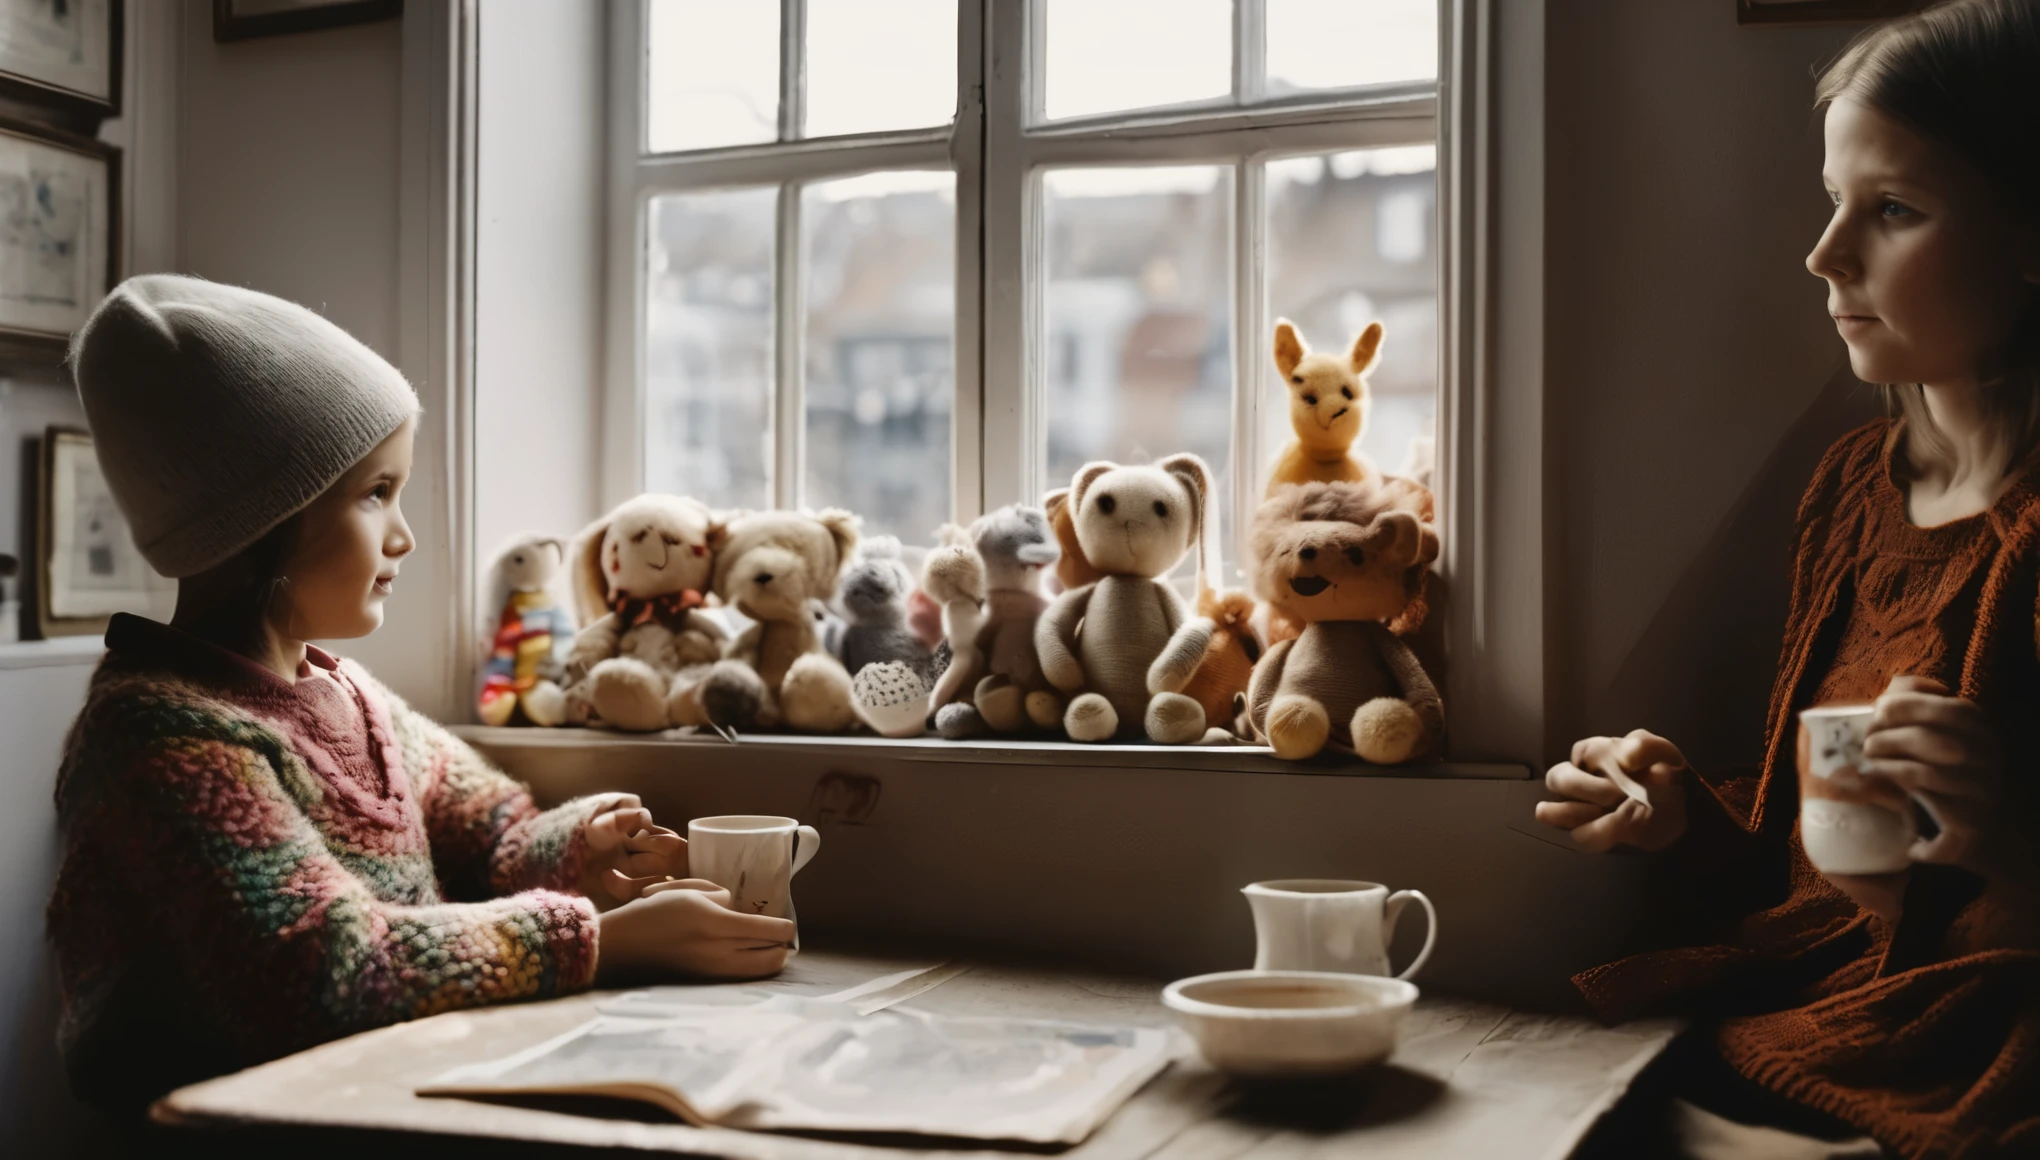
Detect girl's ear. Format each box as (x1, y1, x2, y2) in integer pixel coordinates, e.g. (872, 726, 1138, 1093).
(1273, 319, 1305, 379)
(568, 515, 613, 622)
(1069, 462, 1116, 514)
(1349, 321, 1385, 376)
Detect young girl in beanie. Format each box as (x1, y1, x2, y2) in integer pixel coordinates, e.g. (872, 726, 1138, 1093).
(1540, 2, 2040, 1154)
(48, 275, 793, 1112)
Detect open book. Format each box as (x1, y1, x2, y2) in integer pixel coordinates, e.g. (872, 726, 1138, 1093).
(419, 996, 1173, 1145)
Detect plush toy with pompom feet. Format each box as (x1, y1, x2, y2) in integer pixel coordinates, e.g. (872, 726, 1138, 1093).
(1244, 479, 1442, 763)
(692, 509, 862, 733)
(931, 504, 1063, 738)
(478, 532, 575, 727)
(1035, 454, 1231, 744)
(561, 495, 728, 731)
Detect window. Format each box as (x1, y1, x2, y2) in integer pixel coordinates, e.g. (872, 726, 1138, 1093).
(614, 0, 1454, 585)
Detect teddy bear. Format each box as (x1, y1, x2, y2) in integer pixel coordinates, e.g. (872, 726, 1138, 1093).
(692, 508, 861, 734)
(1244, 479, 1443, 763)
(562, 494, 728, 732)
(1265, 318, 1385, 497)
(477, 532, 575, 727)
(931, 504, 1063, 738)
(1041, 486, 1106, 595)
(1035, 454, 1226, 744)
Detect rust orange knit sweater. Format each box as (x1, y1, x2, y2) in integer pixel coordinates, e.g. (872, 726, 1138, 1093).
(1576, 421, 2040, 1158)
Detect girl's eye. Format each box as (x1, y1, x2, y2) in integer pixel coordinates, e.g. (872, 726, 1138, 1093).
(1880, 200, 1912, 218)
(367, 483, 391, 502)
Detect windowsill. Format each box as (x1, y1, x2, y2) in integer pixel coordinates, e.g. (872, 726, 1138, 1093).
(0, 635, 105, 671)
(449, 724, 1530, 780)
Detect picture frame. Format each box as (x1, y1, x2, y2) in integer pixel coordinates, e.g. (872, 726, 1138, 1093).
(1736, 0, 1928, 25)
(36, 426, 172, 639)
(0, 0, 122, 120)
(0, 115, 118, 361)
(213, 0, 402, 44)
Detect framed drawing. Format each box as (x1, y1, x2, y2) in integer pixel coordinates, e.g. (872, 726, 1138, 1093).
(37, 427, 172, 638)
(0, 0, 121, 119)
(1737, 0, 1927, 24)
(213, 0, 402, 43)
(0, 116, 117, 359)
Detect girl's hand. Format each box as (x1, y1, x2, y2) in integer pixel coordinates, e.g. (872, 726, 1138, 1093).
(1537, 730, 1689, 852)
(1863, 674, 2019, 883)
(594, 879, 794, 984)
(578, 795, 690, 910)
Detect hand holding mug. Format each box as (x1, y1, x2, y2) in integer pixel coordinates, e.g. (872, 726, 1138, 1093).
(577, 793, 690, 910)
(1862, 675, 2012, 881)
(1537, 730, 1689, 852)
(594, 878, 794, 984)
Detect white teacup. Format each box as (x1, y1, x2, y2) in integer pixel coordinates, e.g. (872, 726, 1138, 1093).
(1797, 705, 1933, 876)
(687, 815, 821, 924)
(1243, 879, 1437, 980)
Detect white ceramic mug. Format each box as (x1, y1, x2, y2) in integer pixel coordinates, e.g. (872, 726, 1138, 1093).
(1797, 705, 1934, 875)
(687, 815, 821, 923)
(1242, 879, 1438, 980)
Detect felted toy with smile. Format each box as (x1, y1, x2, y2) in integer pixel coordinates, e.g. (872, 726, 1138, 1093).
(1265, 318, 1385, 497)
(1035, 454, 1224, 744)
(562, 494, 728, 732)
(1245, 479, 1442, 763)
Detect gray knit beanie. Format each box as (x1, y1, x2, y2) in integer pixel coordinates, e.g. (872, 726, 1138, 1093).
(70, 275, 419, 579)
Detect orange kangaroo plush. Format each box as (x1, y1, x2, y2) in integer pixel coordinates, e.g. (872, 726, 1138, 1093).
(1266, 318, 1384, 497)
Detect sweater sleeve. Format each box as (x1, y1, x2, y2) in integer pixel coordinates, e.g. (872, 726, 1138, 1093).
(100, 726, 599, 1055)
(378, 687, 616, 900)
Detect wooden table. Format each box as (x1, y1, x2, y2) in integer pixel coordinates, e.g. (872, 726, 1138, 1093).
(155, 951, 1678, 1159)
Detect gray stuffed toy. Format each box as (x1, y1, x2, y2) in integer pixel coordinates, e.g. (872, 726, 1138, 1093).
(836, 536, 938, 681)
(933, 504, 1063, 738)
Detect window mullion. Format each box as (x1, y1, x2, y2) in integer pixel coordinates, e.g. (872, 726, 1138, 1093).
(1232, 0, 1266, 107)
(1230, 158, 1266, 591)
(979, 0, 1033, 511)
(774, 182, 805, 510)
(779, 0, 805, 140)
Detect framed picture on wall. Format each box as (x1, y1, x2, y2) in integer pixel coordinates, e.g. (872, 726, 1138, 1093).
(1737, 0, 1928, 24)
(37, 427, 172, 638)
(0, 117, 117, 359)
(0, 0, 122, 119)
(213, 0, 402, 43)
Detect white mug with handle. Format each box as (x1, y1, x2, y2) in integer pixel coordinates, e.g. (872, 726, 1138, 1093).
(686, 815, 822, 945)
(1243, 879, 1438, 980)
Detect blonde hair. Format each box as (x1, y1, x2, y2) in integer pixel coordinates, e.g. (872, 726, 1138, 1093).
(1814, 0, 2040, 472)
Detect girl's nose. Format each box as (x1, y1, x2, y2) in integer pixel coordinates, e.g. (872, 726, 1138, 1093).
(1806, 211, 1857, 284)
(387, 508, 415, 559)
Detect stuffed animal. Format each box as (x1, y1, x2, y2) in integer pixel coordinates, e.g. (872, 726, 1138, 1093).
(932, 504, 1063, 738)
(1035, 454, 1226, 744)
(694, 508, 861, 733)
(837, 535, 938, 680)
(921, 529, 987, 711)
(562, 495, 728, 732)
(1041, 487, 1105, 595)
(478, 532, 575, 727)
(1266, 318, 1385, 497)
(1244, 480, 1443, 763)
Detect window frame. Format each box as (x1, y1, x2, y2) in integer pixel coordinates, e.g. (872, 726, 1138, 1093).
(605, 0, 1514, 761)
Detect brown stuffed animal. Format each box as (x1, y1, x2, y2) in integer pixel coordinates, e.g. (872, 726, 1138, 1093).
(1245, 480, 1442, 763)
(1041, 486, 1105, 595)
(563, 494, 728, 731)
(1266, 318, 1384, 497)
(692, 508, 861, 733)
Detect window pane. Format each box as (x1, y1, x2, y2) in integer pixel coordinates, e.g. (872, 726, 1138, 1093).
(1266, 0, 1438, 94)
(804, 0, 958, 139)
(1263, 147, 1438, 494)
(1043, 165, 1235, 575)
(1042, 0, 1231, 122)
(645, 187, 777, 510)
(803, 171, 955, 542)
(646, 0, 780, 153)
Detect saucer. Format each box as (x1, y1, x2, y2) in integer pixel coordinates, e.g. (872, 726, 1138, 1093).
(1161, 970, 1418, 1076)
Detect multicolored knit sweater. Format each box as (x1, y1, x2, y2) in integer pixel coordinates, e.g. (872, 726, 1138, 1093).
(47, 614, 610, 1110)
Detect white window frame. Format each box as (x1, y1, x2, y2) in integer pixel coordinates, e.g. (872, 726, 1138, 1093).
(604, 0, 1518, 762)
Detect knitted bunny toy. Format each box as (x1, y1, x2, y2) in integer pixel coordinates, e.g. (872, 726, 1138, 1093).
(1035, 454, 1223, 744)
(477, 532, 575, 727)
(1265, 318, 1384, 497)
(562, 494, 727, 732)
(933, 504, 1062, 738)
(1245, 480, 1442, 763)
(693, 509, 861, 733)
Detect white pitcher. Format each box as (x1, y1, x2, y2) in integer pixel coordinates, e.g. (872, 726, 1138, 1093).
(1242, 879, 1437, 980)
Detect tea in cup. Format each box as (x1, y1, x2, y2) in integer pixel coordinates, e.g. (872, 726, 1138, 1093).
(1242, 879, 1437, 980)
(687, 815, 821, 924)
(1797, 705, 1923, 876)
